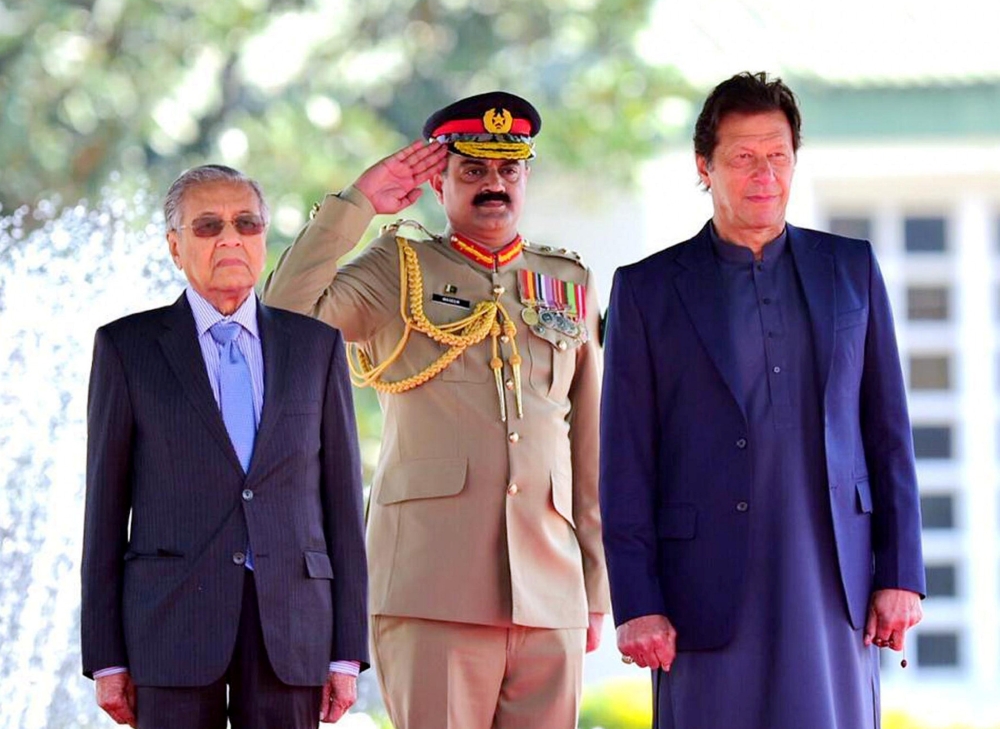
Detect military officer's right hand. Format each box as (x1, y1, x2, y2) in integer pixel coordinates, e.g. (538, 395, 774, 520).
(353, 140, 448, 214)
(617, 614, 677, 671)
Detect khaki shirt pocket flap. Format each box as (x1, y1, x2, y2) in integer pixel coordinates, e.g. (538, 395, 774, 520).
(375, 458, 468, 505)
(657, 505, 697, 540)
(529, 323, 586, 350)
(304, 550, 334, 579)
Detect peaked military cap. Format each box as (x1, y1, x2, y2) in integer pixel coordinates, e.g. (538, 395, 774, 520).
(423, 91, 542, 160)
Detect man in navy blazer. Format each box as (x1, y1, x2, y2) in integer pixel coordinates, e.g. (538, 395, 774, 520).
(600, 73, 925, 729)
(82, 165, 368, 728)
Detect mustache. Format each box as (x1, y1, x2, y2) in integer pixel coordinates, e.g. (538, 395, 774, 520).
(472, 191, 511, 206)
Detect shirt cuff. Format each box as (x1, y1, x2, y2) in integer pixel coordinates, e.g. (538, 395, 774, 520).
(329, 660, 360, 677)
(93, 666, 128, 678)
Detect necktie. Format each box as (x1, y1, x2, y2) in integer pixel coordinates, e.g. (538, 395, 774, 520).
(209, 321, 256, 472)
(210, 321, 257, 570)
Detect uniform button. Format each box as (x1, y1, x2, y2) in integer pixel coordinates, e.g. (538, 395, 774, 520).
(736, 438, 748, 449)
(772, 366, 781, 374)
(232, 552, 246, 566)
(242, 489, 254, 501)
(557, 340, 568, 351)
(762, 297, 772, 304)
(500, 335, 510, 344)
(493, 285, 506, 296)
(508, 432, 520, 443)
(736, 501, 749, 512)
(505, 378, 515, 390)
(507, 483, 519, 496)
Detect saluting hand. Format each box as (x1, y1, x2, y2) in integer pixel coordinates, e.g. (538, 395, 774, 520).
(353, 141, 448, 215)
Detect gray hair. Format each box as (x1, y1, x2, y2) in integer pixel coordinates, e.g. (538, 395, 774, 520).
(163, 164, 270, 231)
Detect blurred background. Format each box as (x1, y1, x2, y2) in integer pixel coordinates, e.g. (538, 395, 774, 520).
(3, 0, 1000, 726)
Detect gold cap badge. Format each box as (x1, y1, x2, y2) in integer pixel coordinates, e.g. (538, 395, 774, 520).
(483, 108, 514, 134)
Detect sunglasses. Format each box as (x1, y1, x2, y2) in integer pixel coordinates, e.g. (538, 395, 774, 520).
(177, 213, 266, 238)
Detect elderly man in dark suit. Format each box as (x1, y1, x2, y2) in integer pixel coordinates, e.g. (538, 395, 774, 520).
(600, 72, 926, 729)
(81, 164, 368, 729)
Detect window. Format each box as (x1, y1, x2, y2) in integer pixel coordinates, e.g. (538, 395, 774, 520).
(920, 494, 955, 530)
(904, 216, 947, 252)
(909, 355, 951, 390)
(925, 564, 957, 598)
(907, 286, 950, 321)
(916, 632, 960, 667)
(912, 426, 952, 459)
(829, 216, 872, 241)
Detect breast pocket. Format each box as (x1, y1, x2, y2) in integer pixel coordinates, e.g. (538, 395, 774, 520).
(527, 328, 581, 402)
(835, 307, 868, 330)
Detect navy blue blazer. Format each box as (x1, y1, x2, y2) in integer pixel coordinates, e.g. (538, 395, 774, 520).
(599, 222, 925, 650)
(82, 295, 368, 686)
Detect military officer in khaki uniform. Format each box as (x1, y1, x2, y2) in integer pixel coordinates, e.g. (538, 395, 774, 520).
(262, 92, 610, 729)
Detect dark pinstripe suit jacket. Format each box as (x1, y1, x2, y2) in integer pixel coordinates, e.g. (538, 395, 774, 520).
(81, 294, 368, 687)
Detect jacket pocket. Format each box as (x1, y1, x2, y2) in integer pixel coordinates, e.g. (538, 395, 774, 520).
(374, 458, 468, 505)
(282, 399, 321, 415)
(855, 479, 873, 514)
(657, 505, 697, 540)
(123, 548, 184, 560)
(304, 550, 334, 579)
(551, 468, 575, 527)
(835, 308, 868, 330)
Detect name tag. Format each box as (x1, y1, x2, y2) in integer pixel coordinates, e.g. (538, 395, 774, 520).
(432, 293, 471, 310)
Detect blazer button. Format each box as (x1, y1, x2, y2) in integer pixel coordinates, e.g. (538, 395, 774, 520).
(232, 551, 246, 566)
(507, 483, 519, 496)
(508, 432, 520, 443)
(736, 501, 749, 513)
(242, 489, 254, 501)
(736, 438, 748, 449)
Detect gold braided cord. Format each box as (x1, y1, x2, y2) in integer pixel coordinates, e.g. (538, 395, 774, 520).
(347, 236, 508, 395)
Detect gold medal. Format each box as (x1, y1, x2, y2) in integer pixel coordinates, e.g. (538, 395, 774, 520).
(521, 307, 539, 326)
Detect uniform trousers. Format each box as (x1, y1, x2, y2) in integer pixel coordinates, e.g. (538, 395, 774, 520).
(371, 615, 585, 729)
(135, 574, 323, 729)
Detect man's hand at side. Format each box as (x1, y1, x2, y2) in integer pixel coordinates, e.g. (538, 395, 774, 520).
(320, 671, 357, 724)
(95, 672, 137, 727)
(586, 612, 605, 653)
(864, 588, 923, 651)
(616, 614, 677, 671)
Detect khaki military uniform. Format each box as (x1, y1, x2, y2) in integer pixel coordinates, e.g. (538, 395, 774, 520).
(262, 187, 610, 728)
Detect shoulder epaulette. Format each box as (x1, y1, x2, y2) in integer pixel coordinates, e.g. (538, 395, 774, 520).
(379, 219, 441, 242)
(523, 240, 584, 264)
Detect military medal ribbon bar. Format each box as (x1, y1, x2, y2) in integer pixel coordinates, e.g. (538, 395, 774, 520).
(517, 270, 586, 321)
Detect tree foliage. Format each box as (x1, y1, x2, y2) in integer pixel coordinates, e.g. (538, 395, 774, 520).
(0, 0, 693, 241)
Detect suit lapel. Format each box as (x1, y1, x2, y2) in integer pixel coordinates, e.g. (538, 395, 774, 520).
(158, 295, 244, 472)
(673, 225, 746, 417)
(788, 224, 836, 396)
(248, 302, 290, 481)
